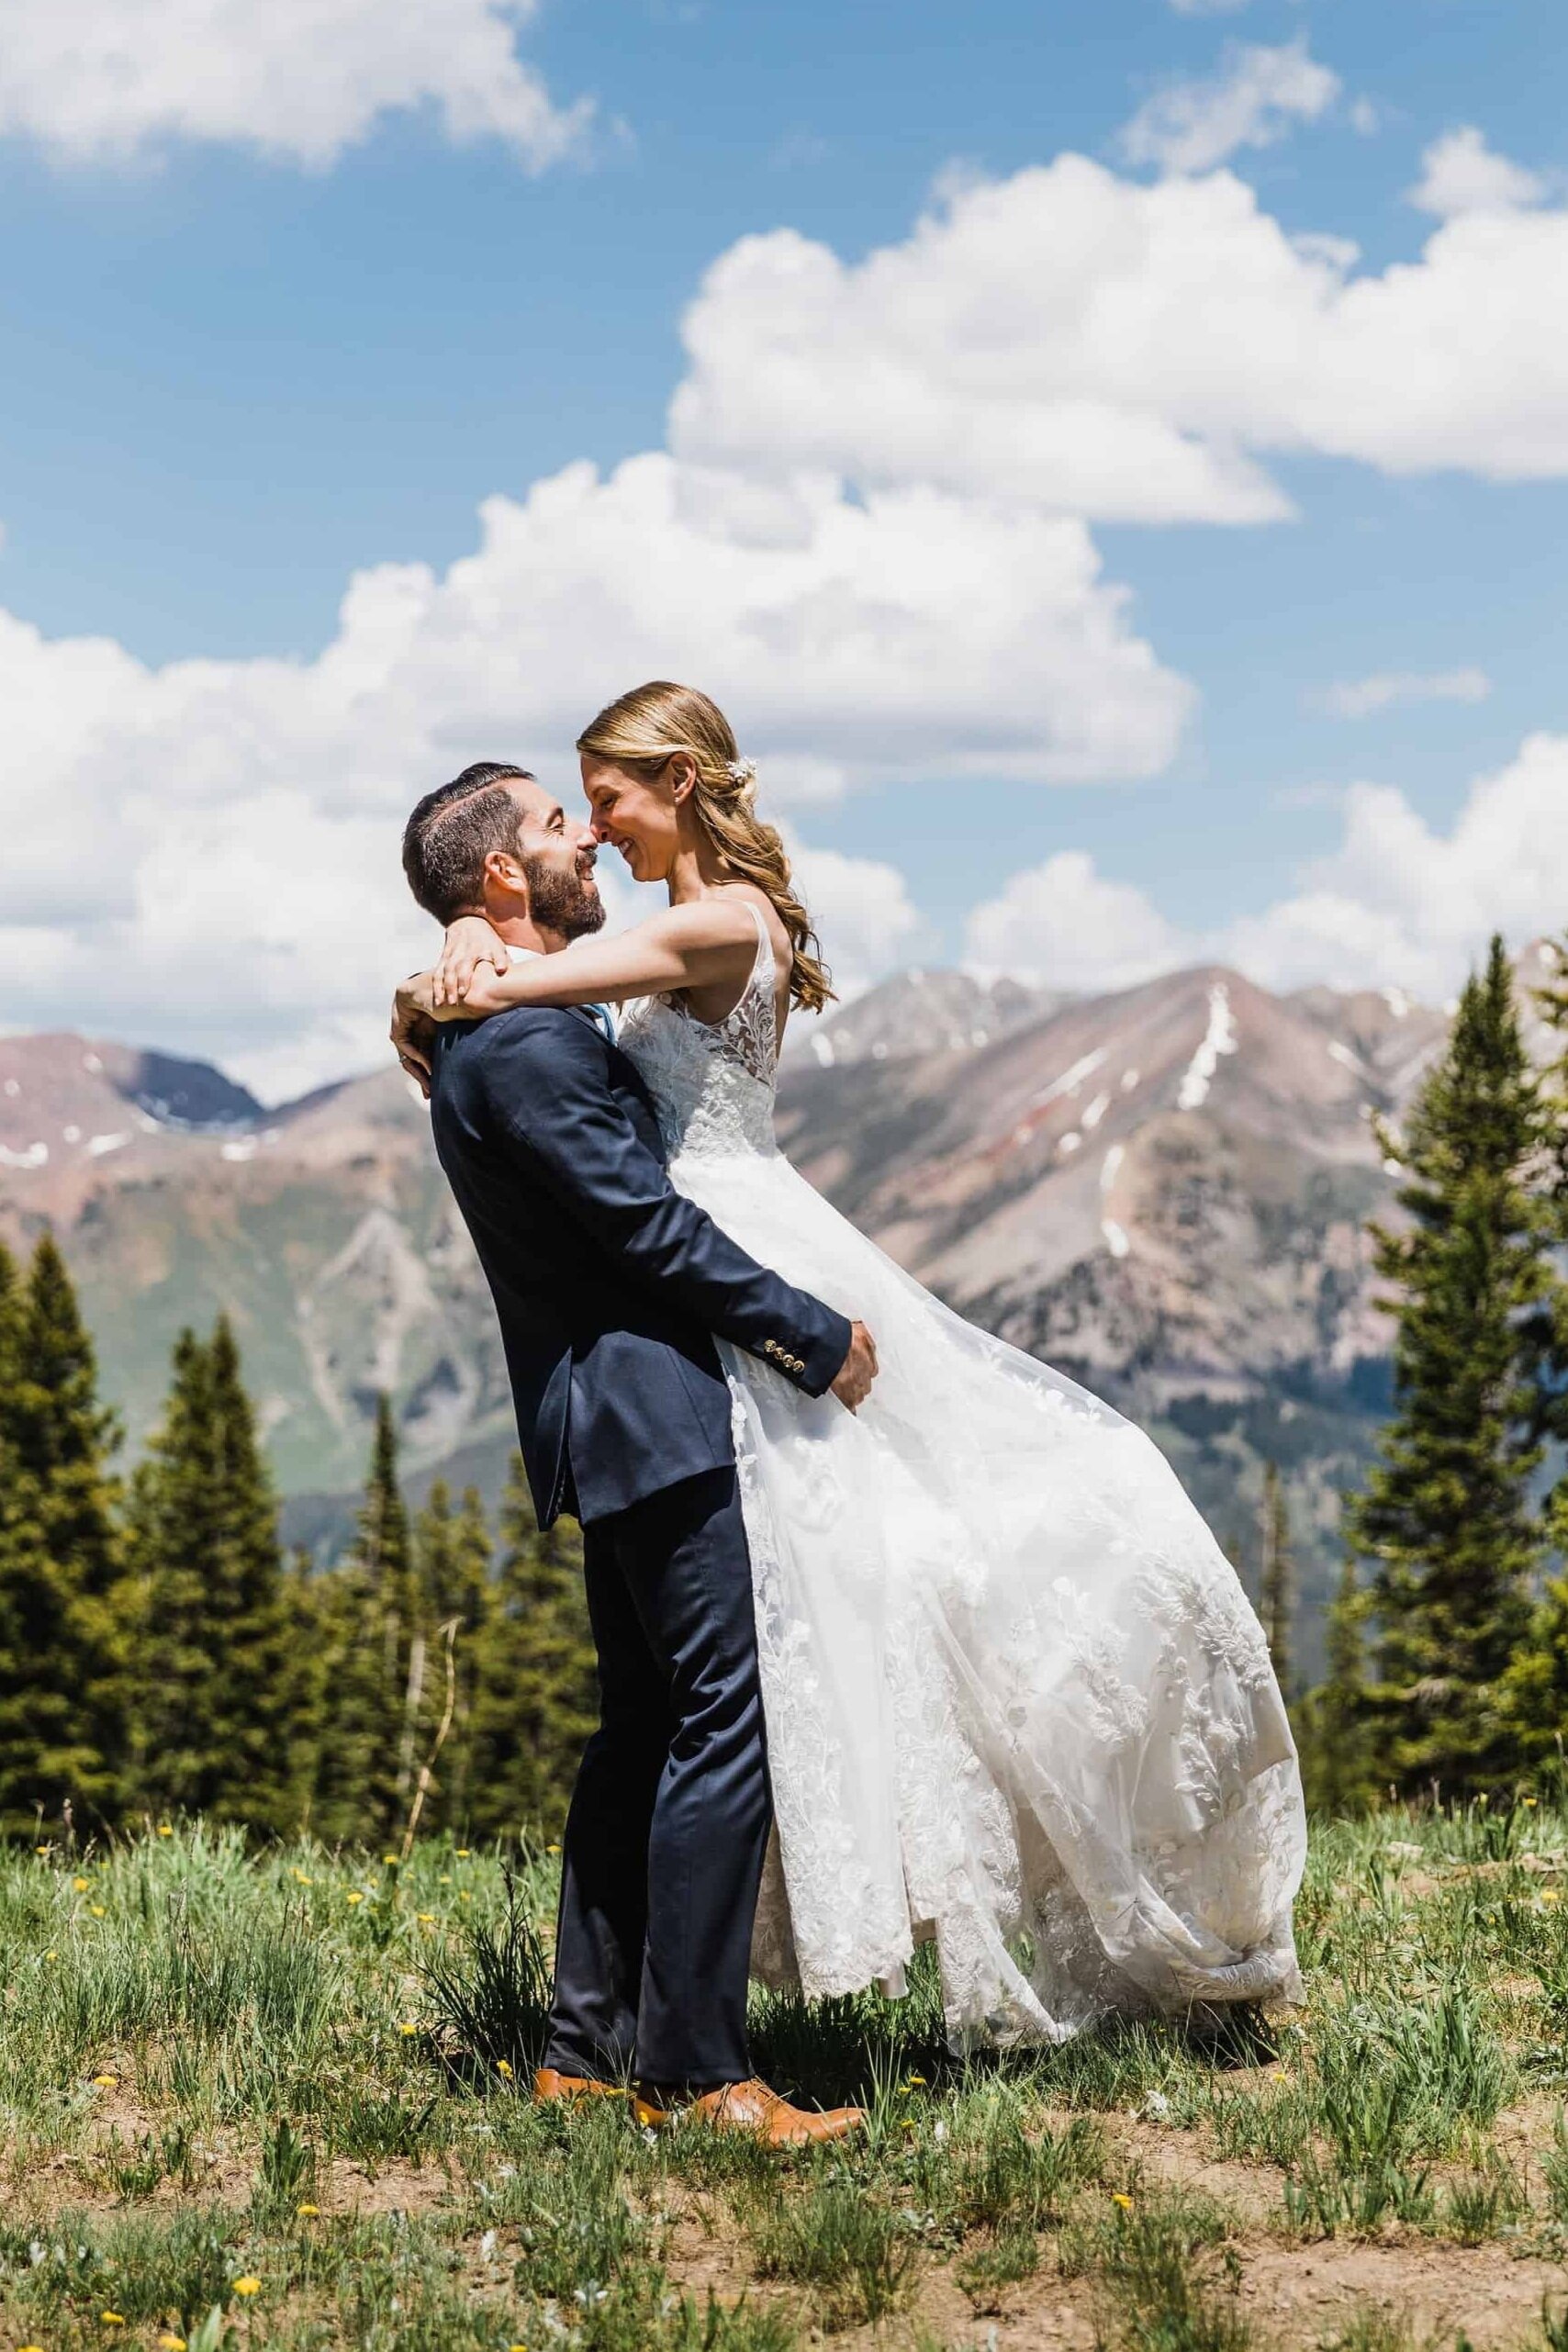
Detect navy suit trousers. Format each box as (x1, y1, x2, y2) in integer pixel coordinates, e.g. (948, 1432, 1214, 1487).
(543, 1466, 770, 2088)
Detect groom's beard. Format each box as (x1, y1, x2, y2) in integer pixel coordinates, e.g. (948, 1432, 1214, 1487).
(525, 853, 606, 941)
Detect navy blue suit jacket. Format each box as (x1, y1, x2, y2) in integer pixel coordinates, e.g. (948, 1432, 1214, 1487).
(429, 1002, 852, 1527)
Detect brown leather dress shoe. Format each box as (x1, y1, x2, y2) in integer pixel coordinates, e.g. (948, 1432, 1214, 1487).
(532, 2066, 626, 2104)
(641, 2076, 864, 2145)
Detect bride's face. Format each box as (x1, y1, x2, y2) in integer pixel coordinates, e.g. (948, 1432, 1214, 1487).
(581, 754, 682, 885)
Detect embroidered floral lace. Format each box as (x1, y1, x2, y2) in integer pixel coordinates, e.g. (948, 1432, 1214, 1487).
(619, 902, 1305, 2045)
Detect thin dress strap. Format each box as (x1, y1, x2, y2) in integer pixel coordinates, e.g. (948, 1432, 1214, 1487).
(722, 896, 778, 1085)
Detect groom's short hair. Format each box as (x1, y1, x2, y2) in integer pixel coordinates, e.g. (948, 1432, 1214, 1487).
(403, 762, 537, 923)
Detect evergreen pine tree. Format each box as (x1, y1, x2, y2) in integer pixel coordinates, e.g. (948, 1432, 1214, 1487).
(1347, 937, 1548, 1795)
(278, 1543, 329, 1831)
(0, 1233, 127, 1831)
(1258, 1461, 1295, 1700)
(1498, 1574, 1568, 1775)
(127, 1319, 297, 1831)
(1297, 1555, 1379, 1813)
(466, 1456, 596, 1842)
(410, 1481, 491, 1832)
(206, 1317, 298, 1830)
(0, 1234, 19, 1382)
(1520, 935, 1568, 1513)
(310, 1395, 416, 1846)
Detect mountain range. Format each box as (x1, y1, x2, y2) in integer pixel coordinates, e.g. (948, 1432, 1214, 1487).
(5, 948, 1555, 1670)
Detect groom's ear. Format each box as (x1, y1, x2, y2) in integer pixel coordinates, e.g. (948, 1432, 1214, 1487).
(480, 844, 529, 906)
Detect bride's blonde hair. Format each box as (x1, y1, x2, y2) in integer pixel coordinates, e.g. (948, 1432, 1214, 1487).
(577, 681, 834, 1014)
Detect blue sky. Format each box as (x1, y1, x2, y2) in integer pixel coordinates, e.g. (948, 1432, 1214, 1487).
(3, 0, 1567, 1094)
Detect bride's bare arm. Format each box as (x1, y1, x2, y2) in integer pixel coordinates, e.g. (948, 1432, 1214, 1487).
(425, 900, 761, 1023)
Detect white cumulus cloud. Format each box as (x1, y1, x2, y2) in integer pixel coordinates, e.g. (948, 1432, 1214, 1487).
(671, 153, 1568, 522)
(0, 0, 592, 170)
(967, 733, 1568, 1009)
(787, 844, 926, 1003)
(1409, 126, 1547, 219)
(0, 454, 1187, 1096)
(965, 851, 1191, 995)
(1224, 734, 1568, 999)
(1322, 666, 1491, 719)
(1118, 39, 1339, 178)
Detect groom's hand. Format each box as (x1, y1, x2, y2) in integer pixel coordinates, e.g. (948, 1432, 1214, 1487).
(830, 1320, 879, 1413)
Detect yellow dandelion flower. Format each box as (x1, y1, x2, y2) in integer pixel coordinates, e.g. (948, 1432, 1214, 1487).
(546, 1843, 562, 1855)
(496, 2059, 513, 2078)
(460, 1890, 473, 1902)
(157, 1823, 174, 1837)
(35, 1842, 50, 1854)
(44, 1948, 58, 1962)
(89, 1904, 106, 1918)
(345, 1890, 364, 1906)
(292, 1869, 313, 1886)
(903, 2074, 926, 2088)
(1112, 2192, 1134, 2211)
(399, 2022, 419, 2037)
(416, 1911, 436, 1924)
(455, 1848, 471, 1858)
(102, 2313, 126, 2326)
(297, 2202, 319, 2216)
(382, 1854, 398, 1865)
(18, 2342, 47, 2350)
(73, 1875, 91, 1891)
(439, 1874, 452, 1885)
(159, 2335, 188, 2349)
(231, 2277, 262, 2298)
(92, 2073, 118, 2089)
(1545, 1889, 1562, 1906)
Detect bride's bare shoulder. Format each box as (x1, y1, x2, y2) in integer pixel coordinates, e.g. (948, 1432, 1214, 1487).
(714, 882, 793, 970)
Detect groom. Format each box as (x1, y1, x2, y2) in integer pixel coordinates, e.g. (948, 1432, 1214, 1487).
(398, 762, 875, 2144)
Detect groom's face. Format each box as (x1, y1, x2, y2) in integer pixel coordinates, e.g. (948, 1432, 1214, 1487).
(502, 778, 605, 940)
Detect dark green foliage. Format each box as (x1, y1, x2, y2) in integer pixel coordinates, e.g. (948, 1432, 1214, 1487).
(1258, 1460, 1294, 1700)
(1346, 938, 1549, 1795)
(125, 1316, 296, 1833)
(1499, 1574, 1568, 1775)
(1297, 1556, 1379, 1814)
(465, 1455, 597, 1842)
(0, 1231, 128, 1831)
(410, 1479, 491, 1834)
(309, 1394, 419, 1846)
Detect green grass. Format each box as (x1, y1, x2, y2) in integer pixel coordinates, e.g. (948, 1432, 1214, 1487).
(5, 1800, 1568, 2348)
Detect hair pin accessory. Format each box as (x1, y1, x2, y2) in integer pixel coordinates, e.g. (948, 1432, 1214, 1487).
(725, 756, 758, 789)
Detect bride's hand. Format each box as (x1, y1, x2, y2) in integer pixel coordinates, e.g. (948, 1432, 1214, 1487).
(390, 975, 438, 1097)
(434, 916, 510, 1008)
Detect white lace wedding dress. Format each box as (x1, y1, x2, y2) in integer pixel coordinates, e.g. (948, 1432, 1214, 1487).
(618, 905, 1306, 2047)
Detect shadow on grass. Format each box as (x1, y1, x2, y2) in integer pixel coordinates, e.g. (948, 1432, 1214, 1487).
(749, 1943, 1286, 2111)
(420, 1887, 1286, 2116)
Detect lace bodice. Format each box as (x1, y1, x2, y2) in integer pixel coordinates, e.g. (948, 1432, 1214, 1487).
(618, 898, 780, 1164)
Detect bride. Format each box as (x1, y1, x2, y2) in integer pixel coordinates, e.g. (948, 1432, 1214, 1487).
(400, 679, 1305, 2046)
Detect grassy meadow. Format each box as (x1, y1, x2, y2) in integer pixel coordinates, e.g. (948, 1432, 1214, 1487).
(6, 1809, 1568, 2350)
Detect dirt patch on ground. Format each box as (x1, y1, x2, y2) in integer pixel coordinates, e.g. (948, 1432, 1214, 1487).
(1106, 2112, 1287, 2222)
(1239, 2240, 1567, 2346)
(817, 2240, 1568, 2352)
